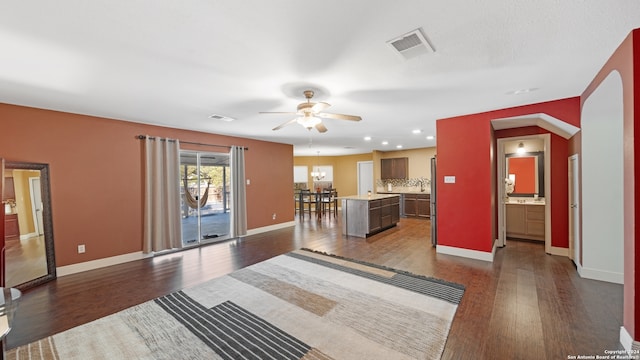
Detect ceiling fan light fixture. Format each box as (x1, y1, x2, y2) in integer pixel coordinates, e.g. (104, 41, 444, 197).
(297, 115, 321, 129)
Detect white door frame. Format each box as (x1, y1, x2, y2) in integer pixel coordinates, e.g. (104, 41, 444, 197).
(568, 154, 580, 264)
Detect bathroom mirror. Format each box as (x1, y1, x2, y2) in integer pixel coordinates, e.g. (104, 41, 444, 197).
(3, 161, 56, 290)
(506, 152, 544, 197)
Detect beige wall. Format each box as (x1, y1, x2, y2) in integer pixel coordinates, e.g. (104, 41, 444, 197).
(294, 147, 436, 196)
(294, 153, 372, 196)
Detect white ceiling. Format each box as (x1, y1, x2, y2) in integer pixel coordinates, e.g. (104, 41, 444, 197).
(2, 1, 639, 156)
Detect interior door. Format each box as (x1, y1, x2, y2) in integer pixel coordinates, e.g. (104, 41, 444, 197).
(568, 154, 580, 263)
(357, 161, 373, 196)
(30, 177, 44, 235)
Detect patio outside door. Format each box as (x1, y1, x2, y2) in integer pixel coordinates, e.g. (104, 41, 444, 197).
(180, 151, 230, 246)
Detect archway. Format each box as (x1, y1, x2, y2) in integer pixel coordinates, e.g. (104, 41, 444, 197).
(580, 70, 624, 284)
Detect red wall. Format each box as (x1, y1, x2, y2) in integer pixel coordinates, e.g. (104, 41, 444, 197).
(0, 103, 295, 267)
(436, 116, 495, 252)
(436, 97, 580, 253)
(581, 29, 639, 340)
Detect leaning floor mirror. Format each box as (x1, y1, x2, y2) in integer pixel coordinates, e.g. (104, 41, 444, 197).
(3, 161, 56, 290)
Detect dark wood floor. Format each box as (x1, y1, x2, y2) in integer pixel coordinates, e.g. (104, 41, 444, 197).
(7, 216, 623, 359)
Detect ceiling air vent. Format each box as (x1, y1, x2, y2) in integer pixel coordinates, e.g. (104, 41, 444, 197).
(387, 28, 434, 59)
(208, 114, 235, 122)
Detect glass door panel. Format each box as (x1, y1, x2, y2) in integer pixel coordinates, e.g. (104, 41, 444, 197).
(180, 151, 230, 247)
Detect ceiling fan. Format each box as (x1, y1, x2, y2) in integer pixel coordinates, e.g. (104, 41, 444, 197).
(260, 90, 362, 133)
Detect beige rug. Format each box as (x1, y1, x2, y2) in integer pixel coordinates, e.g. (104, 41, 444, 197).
(8, 249, 465, 360)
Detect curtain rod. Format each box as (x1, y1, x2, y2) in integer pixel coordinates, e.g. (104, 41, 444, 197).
(137, 135, 248, 150)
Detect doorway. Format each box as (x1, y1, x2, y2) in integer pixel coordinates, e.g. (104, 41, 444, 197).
(580, 71, 624, 283)
(357, 161, 374, 196)
(29, 176, 44, 236)
(497, 134, 550, 252)
(180, 151, 231, 246)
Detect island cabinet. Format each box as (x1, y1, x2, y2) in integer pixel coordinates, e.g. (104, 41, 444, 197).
(506, 203, 545, 241)
(341, 194, 400, 238)
(381, 158, 408, 179)
(403, 193, 430, 218)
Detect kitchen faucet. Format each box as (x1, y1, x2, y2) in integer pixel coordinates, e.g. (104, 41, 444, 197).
(417, 180, 425, 192)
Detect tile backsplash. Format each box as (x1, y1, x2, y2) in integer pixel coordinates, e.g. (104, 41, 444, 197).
(376, 177, 431, 193)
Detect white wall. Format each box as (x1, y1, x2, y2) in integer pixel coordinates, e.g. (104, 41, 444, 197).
(580, 71, 624, 284)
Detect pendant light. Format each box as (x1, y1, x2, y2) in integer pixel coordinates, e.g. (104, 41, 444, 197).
(310, 151, 326, 180)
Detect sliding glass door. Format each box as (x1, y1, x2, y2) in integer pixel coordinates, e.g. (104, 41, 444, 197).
(180, 151, 230, 246)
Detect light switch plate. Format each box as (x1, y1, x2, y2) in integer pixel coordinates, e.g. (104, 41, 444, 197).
(444, 176, 456, 184)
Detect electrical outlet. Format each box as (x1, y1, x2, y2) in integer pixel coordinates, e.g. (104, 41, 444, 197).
(272, 213, 276, 220)
(78, 244, 86, 254)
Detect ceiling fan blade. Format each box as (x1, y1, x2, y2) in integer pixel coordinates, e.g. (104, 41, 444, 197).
(272, 118, 298, 131)
(311, 102, 331, 113)
(315, 122, 328, 133)
(317, 112, 362, 121)
(259, 111, 298, 115)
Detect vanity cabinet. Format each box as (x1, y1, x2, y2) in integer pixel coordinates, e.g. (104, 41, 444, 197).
(403, 193, 430, 218)
(381, 158, 408, 179)
(506, 204, 545, 241)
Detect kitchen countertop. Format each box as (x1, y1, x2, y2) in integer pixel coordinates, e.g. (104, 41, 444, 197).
(506, 200, 546, 205)
(339, 194, 401, 201)
(378, 191, 431, 195)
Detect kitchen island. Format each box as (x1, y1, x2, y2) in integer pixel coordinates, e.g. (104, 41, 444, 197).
(341, 194, 400, 238)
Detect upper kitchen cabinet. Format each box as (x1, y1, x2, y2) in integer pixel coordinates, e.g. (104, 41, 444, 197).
(381, 157, 408, 179)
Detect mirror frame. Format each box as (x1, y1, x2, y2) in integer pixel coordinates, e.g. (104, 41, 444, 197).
(505, 151, 545, 197)
(5, 161, 56, 290)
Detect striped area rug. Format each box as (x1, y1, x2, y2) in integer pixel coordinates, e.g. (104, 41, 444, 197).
(8, 249, 464, 360)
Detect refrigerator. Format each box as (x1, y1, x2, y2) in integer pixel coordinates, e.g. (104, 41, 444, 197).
(430, 156, 437, 246)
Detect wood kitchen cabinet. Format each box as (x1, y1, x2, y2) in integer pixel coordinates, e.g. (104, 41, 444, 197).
(4, 213, 19, 240)
(506, 204, 545, 241)
(381, 158, 408, 179)
(3, 177, 15, 201)
(403, 193, 430, 218)
(368, 200, 382, 233)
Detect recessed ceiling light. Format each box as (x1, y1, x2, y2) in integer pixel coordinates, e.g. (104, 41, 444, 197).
(396, 145, 403, 149)
(412, 129, 422, 134)
(506, 88, 539, 95)
(426, 135, 435, 140)
(364, 136, 372, 141)
(208, 114, 235, 122)
(382, 141, 389, 145)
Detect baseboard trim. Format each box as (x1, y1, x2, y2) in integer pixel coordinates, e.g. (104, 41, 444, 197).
(578, 266, 623, 284)
(548, 246, 569, 257)
(57, 251, 152, 277)
(619, 326, 640, 351)
(436, 244, 495, 262)
(245, 221, 296, 236)
(57, 222, 297, 277)
(19, 232, 38, 240)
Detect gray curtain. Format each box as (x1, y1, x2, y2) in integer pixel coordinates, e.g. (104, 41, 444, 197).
(230, 145, 247, 237)
(143, 136, 182, 253)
